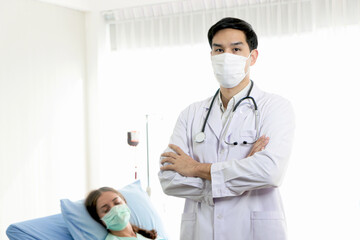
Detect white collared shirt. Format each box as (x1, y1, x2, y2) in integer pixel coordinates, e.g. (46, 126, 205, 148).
(218, 81, 251, 127)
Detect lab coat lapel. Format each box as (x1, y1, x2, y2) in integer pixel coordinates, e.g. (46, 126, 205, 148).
(204, 103, 222, 141)
(225, 82, 262, 140)
(203, 82, 262, 142)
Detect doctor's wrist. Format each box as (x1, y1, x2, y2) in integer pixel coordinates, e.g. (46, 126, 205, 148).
(194, 163, 212, 181)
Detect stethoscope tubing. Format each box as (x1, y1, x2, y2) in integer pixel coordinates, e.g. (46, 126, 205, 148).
(201, 88, 220, 133)
(197, 80, 259, 144)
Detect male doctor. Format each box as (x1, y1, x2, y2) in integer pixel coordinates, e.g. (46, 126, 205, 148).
(159, 17, 295, 240)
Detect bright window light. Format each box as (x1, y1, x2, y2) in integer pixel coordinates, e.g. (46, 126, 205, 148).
(98, 25, 360, 240)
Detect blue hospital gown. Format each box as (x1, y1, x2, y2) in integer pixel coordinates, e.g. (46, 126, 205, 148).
(105, 232, 165, 240)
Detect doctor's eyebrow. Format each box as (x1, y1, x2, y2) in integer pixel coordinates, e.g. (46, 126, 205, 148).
(212, 42, 244, 48)
(212, 43, 223, 48)
(230, 41, 244, 46)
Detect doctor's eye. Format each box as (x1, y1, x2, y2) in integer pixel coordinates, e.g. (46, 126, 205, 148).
(214, 48, 224, 53)
(233, 48, 241, 52)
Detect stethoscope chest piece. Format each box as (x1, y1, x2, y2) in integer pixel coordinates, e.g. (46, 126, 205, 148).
(195, 132, 206, 143)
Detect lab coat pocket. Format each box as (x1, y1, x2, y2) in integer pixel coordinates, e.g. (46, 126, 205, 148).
(239, 130, 257, 144)
(228, 130, 257, 159)
(180, 212, 196, 240)
(251, 211, 287, 240)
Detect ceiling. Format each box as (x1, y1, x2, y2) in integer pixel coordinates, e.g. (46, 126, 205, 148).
(35, 0, 183, 12)
(35, 0, 278, 13)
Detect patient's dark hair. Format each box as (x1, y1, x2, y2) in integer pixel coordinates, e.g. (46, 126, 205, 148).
(85, 187, 157, 239)
(207, 17, 258, 51)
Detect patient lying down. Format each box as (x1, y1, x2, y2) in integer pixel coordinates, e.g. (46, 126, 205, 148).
(85, 187, 163, 240)
(85, 136, 269, 240)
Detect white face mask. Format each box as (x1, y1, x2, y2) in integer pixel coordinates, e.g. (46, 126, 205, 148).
(211, 52, 252, 88)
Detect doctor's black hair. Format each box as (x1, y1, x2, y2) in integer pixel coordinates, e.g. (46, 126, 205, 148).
(207, 17, 258, 51)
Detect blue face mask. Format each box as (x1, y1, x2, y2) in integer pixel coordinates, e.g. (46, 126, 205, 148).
(101, 204, 131, 231)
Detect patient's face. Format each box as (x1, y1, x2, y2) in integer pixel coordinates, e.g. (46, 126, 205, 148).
(96, 191, 126, 219)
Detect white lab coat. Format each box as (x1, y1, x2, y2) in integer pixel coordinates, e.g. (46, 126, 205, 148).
(158, 83, 295, 240)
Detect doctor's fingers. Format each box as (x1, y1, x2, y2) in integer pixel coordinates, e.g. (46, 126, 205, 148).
(168, 144, 185, 155)
(161, 151, 178, 159)
(254, 135, 269, 149)
(160, 163, 176, 172)
(160, 156, 176, 165)
(247, 136, 269, 157)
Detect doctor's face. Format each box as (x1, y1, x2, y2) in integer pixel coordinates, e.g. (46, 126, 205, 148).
(211, 28, 258, 69)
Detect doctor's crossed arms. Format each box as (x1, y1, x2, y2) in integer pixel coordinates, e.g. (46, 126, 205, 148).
(160, 135, 270, 180)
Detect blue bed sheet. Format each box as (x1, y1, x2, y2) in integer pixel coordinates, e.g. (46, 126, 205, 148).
(6, 213, 73, 240)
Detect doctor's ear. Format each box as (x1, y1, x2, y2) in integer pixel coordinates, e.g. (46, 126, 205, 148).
(250, 49, 259, 66)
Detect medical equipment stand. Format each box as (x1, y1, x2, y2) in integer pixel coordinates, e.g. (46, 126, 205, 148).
(145, 115, 151, 197)
(127, 131, 139, 180)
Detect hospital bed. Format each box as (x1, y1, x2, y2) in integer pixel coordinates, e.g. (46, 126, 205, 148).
(6, 180, 168, 240)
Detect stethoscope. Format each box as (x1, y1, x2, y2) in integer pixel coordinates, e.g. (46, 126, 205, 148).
(194, 80, 259, 145)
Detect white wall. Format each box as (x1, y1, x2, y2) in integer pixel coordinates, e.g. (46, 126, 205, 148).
(0, 0, 86, 238)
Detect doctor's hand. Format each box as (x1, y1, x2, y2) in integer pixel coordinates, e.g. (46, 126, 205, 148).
(246, 135, 269, 157)
(160, 144, 211, 180)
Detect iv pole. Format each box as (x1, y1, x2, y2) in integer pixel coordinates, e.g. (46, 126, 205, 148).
(145, 114, 151, 196)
